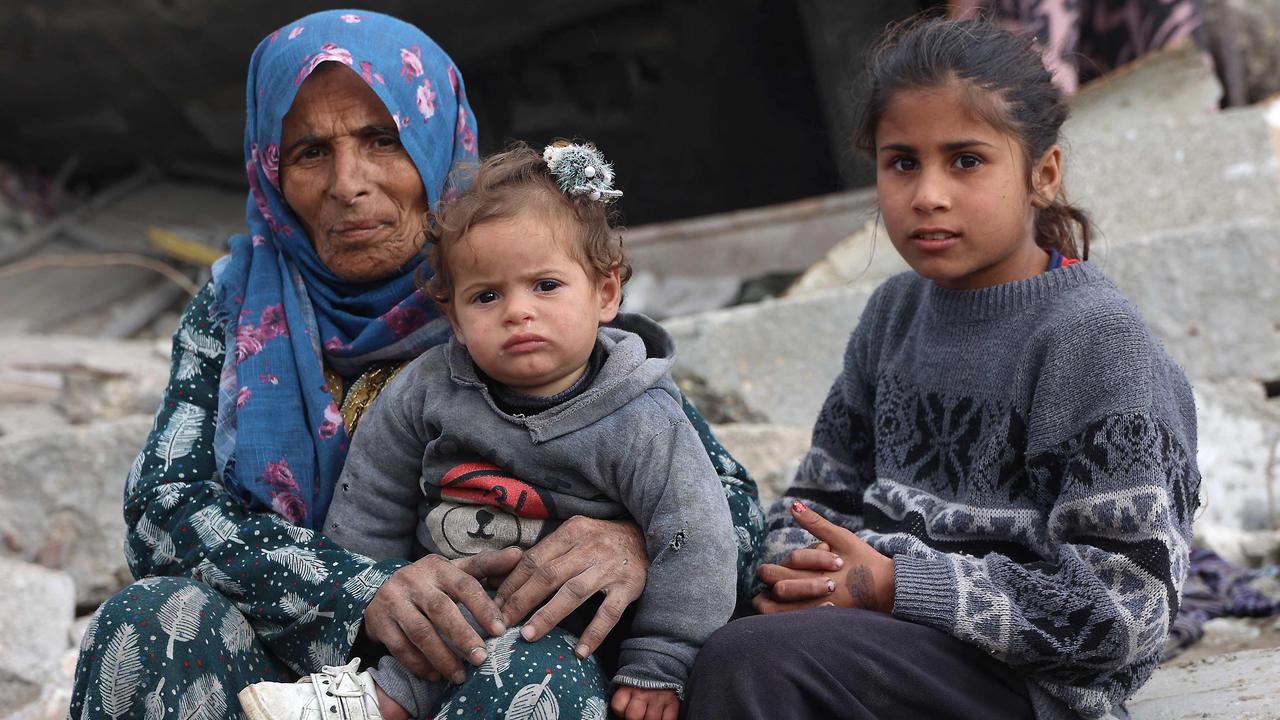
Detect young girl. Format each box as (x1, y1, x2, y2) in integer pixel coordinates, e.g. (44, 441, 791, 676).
(685, 17, 1199, 720)
(240, 142, 736, 720)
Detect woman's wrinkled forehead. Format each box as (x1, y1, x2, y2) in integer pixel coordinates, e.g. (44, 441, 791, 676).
(244, 9, 477, 208)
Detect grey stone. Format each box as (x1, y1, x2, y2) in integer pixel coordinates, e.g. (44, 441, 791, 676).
(1130, 648, 1280, 719)
(783, 220, 908, 299)
(1190, 380, 1280, 564)
(710, 423, 812, 504)
(0, 558, 74, 712)
(0, 415, 152, 606)
(665, 284, 875, 427)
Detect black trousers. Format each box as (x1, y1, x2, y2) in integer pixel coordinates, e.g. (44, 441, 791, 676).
(684, 608, 1036, 720)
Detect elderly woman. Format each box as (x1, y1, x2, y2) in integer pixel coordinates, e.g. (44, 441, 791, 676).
(70, 11, 763, 719)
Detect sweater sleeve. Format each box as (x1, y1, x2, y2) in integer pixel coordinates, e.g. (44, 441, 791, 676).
(891, 311, 1200, 718)
(764, 304, 880, 568)
(323, 361, 434, 561)
(124, 282, 407, 675)
(612, 404, 738, 696)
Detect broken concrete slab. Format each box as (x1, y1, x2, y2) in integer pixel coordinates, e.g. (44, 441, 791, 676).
(0, 558, 74, 712)
(783, 219, 907, 298)
(1129, 648, 1280, 719)
(665, 284, 874, 427)
(0, 415, 152, 606)
(1192, 380, 1280, 565)
(710, 422, 812, 504)
(1067, 100, 1280, 254)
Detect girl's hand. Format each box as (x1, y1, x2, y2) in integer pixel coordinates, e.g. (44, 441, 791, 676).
(752, 501, 895, 615)
(611, 686, 679, 720)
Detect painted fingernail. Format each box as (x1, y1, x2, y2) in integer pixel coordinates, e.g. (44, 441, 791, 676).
(833, 557, 844, 568)
(826, 579, 836, 592)
(792, 500, 808, 514)
(451, 671, 467, 685)
(521, 625, 536, 641)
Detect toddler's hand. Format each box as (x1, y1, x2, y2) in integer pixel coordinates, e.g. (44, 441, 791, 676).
(611, 685, 679, 720)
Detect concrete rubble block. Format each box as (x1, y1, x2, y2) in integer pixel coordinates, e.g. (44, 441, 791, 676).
(1129, 648, 1280, 719)
(1097, 220, 1280, 383)
(0, 334, 169, 434)
(710, 423, 813, 504)
(0, 415, 153, 607)
(0, 557, 74, 712)
(1066, 99, 1280, 251)
(783, 220, 909, 299)
(1189, 380, 1280, 564)
(665, 284, 875, 428)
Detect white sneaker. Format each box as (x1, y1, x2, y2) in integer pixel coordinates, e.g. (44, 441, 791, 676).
(238, 658, 384, 720)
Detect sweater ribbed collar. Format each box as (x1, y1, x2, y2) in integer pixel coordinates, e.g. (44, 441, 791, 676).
(924, 261, 1104, 323)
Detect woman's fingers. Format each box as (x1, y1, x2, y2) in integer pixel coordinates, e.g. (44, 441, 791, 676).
(751, 590, 838, 615)
(365, 607, 441, 681)
(497, 545, 584, 626)
(770, 576, 836, 602)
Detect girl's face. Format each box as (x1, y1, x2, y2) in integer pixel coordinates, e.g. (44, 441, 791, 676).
(874, 81, 1061, 290)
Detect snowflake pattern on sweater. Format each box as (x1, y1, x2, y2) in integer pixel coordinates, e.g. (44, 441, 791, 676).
(766, 264, 1199, 720)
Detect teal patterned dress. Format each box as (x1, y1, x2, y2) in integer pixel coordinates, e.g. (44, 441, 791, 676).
(69, 284, 765, 719)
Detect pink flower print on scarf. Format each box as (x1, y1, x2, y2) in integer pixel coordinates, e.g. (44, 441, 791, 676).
(400, 46, 424, 81)
(324, 336, 348, 353)
(416, 79, 437, 121)
(262, 458, 300, 492)
(261, 144, 280, 189)
(236, 386, 251, 409)
(288, 25, 305, 40)
(457, 107, 476, 153)
(360, 61, 385, 86)
(246, 148, 279, 233)
(448, 65, 460, 94)
(257, 304, 288, 340)
(270, 490, 307, 524)
(296, 44, 354, 85)
(234, 323, 264, 364)
(340, 14, 362, 23)
(382, 303, 426, 339)
(319, 401, 343, 440)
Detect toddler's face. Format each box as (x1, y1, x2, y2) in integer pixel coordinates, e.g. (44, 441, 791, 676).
(874, 81, 1060, 290)
(447, 211, 621, 397)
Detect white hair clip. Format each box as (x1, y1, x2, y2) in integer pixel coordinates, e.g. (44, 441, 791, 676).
(543, 142, 623, 202)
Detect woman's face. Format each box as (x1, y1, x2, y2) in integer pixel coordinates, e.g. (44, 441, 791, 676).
(280, 64, 429, 282)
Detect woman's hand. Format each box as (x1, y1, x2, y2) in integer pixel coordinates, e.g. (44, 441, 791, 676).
(494, 515, 648, 659)
(752, 501, 895, 615)
(363, 549, 521, 684)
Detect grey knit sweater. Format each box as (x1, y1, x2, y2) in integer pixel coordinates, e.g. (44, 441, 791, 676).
(326, 313, 737, 695)
(766, 263, 1199, 720)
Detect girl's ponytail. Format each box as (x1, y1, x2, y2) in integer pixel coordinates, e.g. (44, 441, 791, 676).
(1035, 194, 1092, 260)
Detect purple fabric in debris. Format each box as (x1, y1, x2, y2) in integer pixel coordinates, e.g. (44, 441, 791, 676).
(1163, 546, 1280, 660)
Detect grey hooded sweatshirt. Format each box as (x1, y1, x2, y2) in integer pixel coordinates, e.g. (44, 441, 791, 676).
(325, 313, 737, 696)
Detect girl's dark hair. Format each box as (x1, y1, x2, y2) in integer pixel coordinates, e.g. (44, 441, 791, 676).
(855, 16, 1092, 259)
(422, 141, 631, 307)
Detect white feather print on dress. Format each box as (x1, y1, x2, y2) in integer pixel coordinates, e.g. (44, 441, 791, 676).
(308, 639, 345, 668)
(142, 678, 166, 720)
(175, 349, 199, 381)
(278, 592, 335, 624)
(193, 558, 244, 595)
(265, 546, 329, 584)
(79, 610, 101, 654)
(154, 483, 184, 510)
(220, 609, 254, 654)
(582, 696, 607, 720)
(267, 513, 315, 544)
(479, 626, 520, 688)
(125, 451, 146, 497)
(178, 325, 224, 359)
(505, 672, 559, 720)
(99, 624, 142, 719)
(154, 402, 204, 471)
(159, 584, 207, 659)
(176, 674, 226, 720)
(190, 506, 246, 547)
(342, 565, 391, 602)
(135, 513, 177, 564)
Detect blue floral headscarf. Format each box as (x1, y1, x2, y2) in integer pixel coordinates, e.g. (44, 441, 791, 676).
(210, 10, 478, 528)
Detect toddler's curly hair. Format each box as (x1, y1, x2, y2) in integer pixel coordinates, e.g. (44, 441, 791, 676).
(423, 141, 631, 307)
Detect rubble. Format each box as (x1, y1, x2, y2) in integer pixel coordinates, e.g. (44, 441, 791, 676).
(0, 558, 74, 713)
(1129, 647, 1280, 719)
